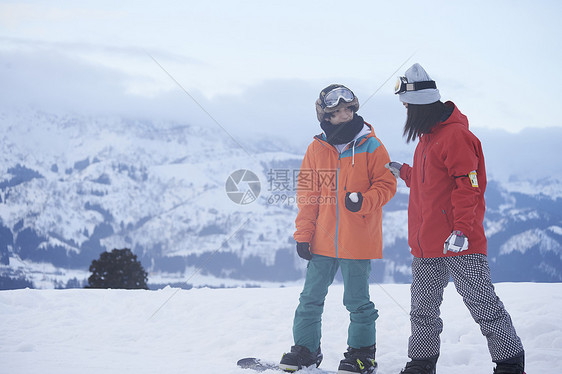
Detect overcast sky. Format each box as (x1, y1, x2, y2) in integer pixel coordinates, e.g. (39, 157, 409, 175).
(1, 0, 561, 152)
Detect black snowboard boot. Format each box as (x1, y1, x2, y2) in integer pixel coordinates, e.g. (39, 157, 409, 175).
(399, 358, 437, 374)
(493, 353, 525, 374)
(337, 345, 377, 374)
(279, 345, 323, 372)
(493, 363, 525, 374)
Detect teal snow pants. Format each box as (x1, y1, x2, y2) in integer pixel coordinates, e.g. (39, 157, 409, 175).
(293, 254, 378, 353)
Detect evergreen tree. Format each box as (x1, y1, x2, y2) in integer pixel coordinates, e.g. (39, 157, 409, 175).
(87, 248, 148, 289)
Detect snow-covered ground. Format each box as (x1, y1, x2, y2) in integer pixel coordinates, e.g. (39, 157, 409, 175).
(1, 282, 560, 374)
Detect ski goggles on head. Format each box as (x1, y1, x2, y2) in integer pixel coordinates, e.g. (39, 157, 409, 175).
(321, 86, 356, 109)
(394, 76, 437, 94)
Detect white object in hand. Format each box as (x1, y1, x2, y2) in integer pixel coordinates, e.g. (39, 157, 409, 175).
(349, 192, 359, 203)
(443, 230, 469, 253)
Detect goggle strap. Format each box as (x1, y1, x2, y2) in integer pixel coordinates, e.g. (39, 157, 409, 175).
(407, 80, 436, 91)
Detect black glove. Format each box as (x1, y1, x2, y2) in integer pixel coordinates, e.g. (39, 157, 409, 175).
(345, 191, 363, 212)
(296, 242, 312, 260)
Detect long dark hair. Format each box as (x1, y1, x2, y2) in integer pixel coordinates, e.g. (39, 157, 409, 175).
(403, 101, 445, 143)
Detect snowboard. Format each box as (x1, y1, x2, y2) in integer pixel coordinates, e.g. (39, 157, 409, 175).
(237, 357, 282, 372)
(237, 357, 371, 373)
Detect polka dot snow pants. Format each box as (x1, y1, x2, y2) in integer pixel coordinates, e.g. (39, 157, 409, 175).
(408, 254, 524, 363)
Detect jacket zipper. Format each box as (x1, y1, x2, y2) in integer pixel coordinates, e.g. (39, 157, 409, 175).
(338, 140, 359, 257)
(420, 135, 430, 183)
(316, 135, 365, 259)
(335, 154, 341, 258)
(422, 155, 427, 183)
(417, 135, 432, 257)
(417, 215, 424, 258)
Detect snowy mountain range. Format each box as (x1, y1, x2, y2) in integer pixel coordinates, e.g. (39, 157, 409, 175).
(1, 110, 561, 289)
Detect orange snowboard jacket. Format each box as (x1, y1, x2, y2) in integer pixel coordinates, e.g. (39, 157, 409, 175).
(294, 123, 397, 259)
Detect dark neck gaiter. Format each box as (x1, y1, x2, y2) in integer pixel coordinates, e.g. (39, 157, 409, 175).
(320, 114, 364, 145)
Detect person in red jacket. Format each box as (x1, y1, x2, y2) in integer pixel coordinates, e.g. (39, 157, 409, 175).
(385, 63, 525, 374)
(279, 84, 396, 374)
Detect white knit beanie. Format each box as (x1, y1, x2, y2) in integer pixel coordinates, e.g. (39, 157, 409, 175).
(399, 63, 441, 105)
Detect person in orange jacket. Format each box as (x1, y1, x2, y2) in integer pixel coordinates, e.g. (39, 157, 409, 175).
(386, 63, 525, 374)
(279, 84, 396, 374)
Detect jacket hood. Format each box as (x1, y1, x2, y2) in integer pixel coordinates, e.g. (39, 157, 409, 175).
(316, 123, 374, 166)
(438, 101, 469, 130)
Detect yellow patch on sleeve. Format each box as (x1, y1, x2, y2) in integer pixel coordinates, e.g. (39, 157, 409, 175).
(469, 171, 479, 187)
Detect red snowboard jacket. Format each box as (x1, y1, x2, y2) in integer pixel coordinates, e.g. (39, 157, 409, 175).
(399, 102, 487, 258)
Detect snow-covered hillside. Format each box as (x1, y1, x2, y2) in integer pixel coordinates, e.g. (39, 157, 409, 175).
(1, 283, 560, 373)
(0, 110, 310, 287)
(1, 110, 561, 288)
